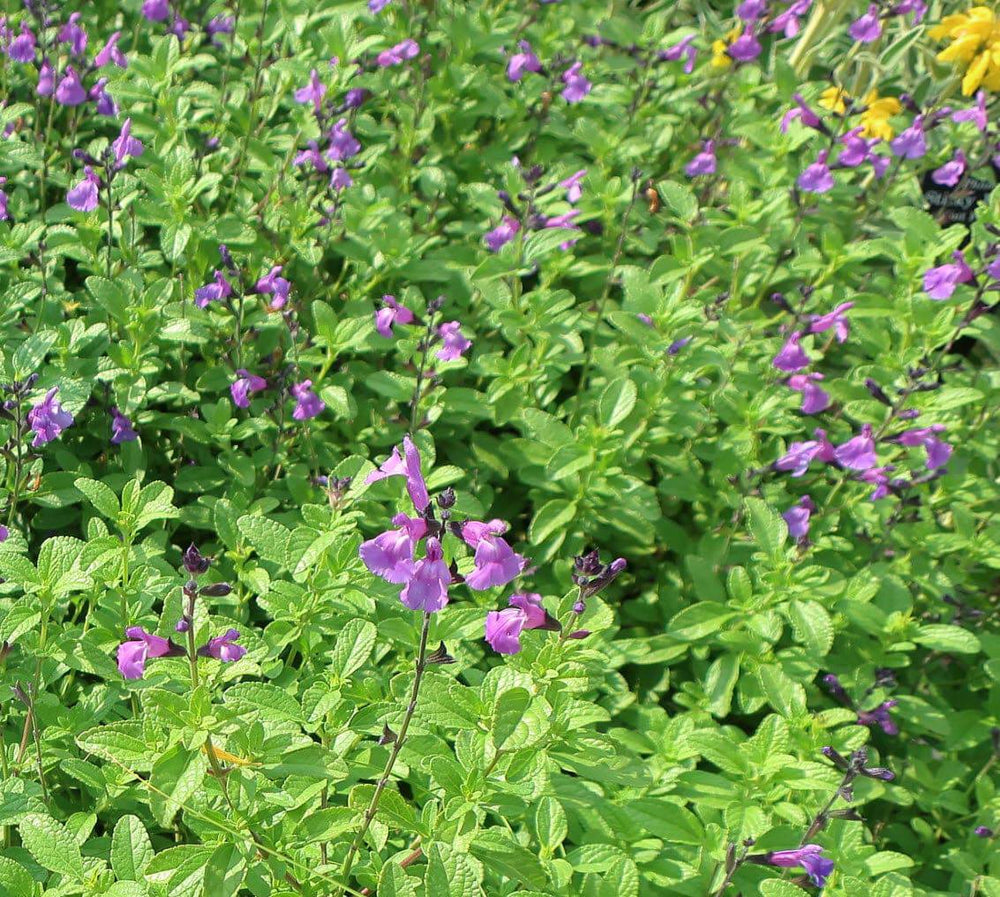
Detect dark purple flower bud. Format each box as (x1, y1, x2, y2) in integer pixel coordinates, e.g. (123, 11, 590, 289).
(183, 543, 211, 575)
(857, 699, 899, 735)
(975, 826, 994, 838)
(175, 617, 190, 632)
(344, 87, 368, 109)
(199, 582, 232, 597)
(821, 746, 850, 770)
(865, 378, 892, 405)
(437, 487, 456, 510)
(572, 599, 586, 614)
(823, 673, 852, 705)
(668, 337, 692, 355)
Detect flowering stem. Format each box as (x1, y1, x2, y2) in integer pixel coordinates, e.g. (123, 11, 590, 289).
(800, 770, 851, 844)
(105, 179, 114, 281)
(409, 307, 437, 433)
(340, 612, 432, 893)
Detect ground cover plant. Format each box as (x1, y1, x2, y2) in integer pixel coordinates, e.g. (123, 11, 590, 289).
(0, 0, 998, 894)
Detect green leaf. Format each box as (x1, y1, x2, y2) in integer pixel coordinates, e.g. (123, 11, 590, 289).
(599, 378, 638, 428)
(13, 332, 57, 378)
(74, 477, 120, 520)
(468, 829, 547, 888)
(759, 881, 812, 896)
(529, 498, 577, 544)
(744, 497, 787, 557)
(492, 687, 531, 749)
(223, 682, 302, 722)
(0, 857, 35, 897)
(330, 619, 377, 679)
(379, 863, 418, 897)
(149, 745, 208, 827)
(203, 844, 246, 897)
(786, 600, 834, 657)
(669, 603, 737, 641)
(111, 815, 154, 881)
(18, 813, 85, 880)
(534, 796, 567, 852)
(237, 515, 292, 565)
(912, 624, 980, 654)
(77, 721, 152, 770)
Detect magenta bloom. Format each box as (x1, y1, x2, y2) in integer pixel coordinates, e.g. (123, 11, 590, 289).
(485, 216, 520, 251)
(327, 118, 361, 161)
(561, 62, 591, 103)
(142, 0, 170, 20)
(113, 118, 144, 168)
(769, 0, 812, 37)
(195, 270, 233, 307)
(118, 626, 182, 679)
(255, 265, 291, 310)
(953, 91, 988, 131)
(508, 41, 542, 81)
(58, 13, 87, 57)
(197, 629, 247, 663)
(359, 513, 427, 583)
(294, 69, 326, 112)
(659, 34, 696, 73)
(773, 331, 810, 372)
(436, 321, 472, 361)
(684, 140, 716, 177)
(365, 435, 429, 511)
(485, 608, 528, 654)
(330, 167, 353, 190)
(834, 423, 877, 471)
(36, 60, 54, 97)
(737, 0, 768, 20)
(857, 699, 898, 735)
(231, 370, 267, 408)
(28, 387, 74, 447)
(783, 495, 814, 541)
(890, 120, 926, 159)
(462, 519, 527, 590)
(400, 537, 450, 612)
(95, 31, 127, 68)
(0, 177, 8, 221)
(798, 149, 834, 193)
(369, 0, 392, 11)
(377, 39, 419, 67)
(837, 127, 876, 168)
(0, 526, 8, 542)
(766, 845, 834, 888)
(55, 66, 86, 106)
(728, 31, 762, 62)
(89, 78, 118, 116)
(290, 380, 325, 420)
(849, 4, 882, 42)
(781, 93, 823, 133)
(860, 465, 894, 500)
(774, 429, 835, 476)
(787, 372, 829, 414)
(898, 425, 952, 469)
(375, 295, 414, 337)
(809, 301, 854, 342)
(932, 150, 966, 187)
(8, 24, 36, 63)
(294, 140, 329, 173)
(110, 407, 138, 444)
(923, 251, 975, 300)
(67, 167, 100, 212)
(560, 169, 587, 203)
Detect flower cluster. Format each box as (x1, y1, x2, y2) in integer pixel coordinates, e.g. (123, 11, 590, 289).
(823, 671, 900, 735)
(930, 7, 1000, 95)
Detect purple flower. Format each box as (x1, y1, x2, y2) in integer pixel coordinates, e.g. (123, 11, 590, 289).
(932, 150, 966, 187)
(230, 369, 267, 408)
(857, 699, 898, 735)
(290, 380, 325, 420)
(436, 321, 471, 361)
(834, 423, 877, 471)
(485, 607, 528, 654)
(781, 93, 823, 133)
(375, 295, 414, 337)
(206, 16, 234, 42)
(58, 13, 87, 57)
(36, 60, 54, 97)
(28, 387, 74, 446)
(797, 149, 834, 193)
(668, 336, 692, 354)
(344, 88, 368, 109)
(890, 120, 926, 159)
(837, 127, 876, 168)
(849, 4, 882, 42)
(975, 826, 994, 838)
(142, 0, 170, 21)
(197, 629, 247, 663)
(110, 407, 138, 444)
(773, 331, 810, 372)
(659, 34, 696, 73)
(369, 0, 392, 11)
(783, 495, 814, 540)
(360, 513, 427, 583)
(560, 169, 587, 203)
(728, 31, 762, 62)
(892, 0, 926, 23)
(8, 24, 36, 63)
(953, 91, 987, 132)
(95, 31, 127, 68)
(509, 592, 552, 629)
(55, 66, 86, 106)
(685, 140, 716, 177)
(89, 78, 118, 116)
(787, 372, 830, 414)
(294, 69, 326, 113)
(294, 140, 329, 173)
(462, 519, 527, 590)
(67, 167, 100, 212)
(254, 265, 291, 310)
(167, 14, 191, 39)
(766, 845, 834, 888)
(508, 41, 542, 81)
(561, 62, 591, 103)
(330, 167, 353, 190)
(769, 0, 812, 37)
(365, 436, 429, 511)
(808, 301, 854, 342)
(898, 425, 952, 469)
(737, 0, 768, 21)
(923, 251, 975, 300)
(117, 626, 182, 679)
(377, 38, 419, 68)
(0, 177, 8, 221)
(636, 313, 654, 327)
(0, 526, 8, 542)
(327, 118, 361, 161)
(775, 429, 835, 476)
(400, 537, 450, 612)
(486, 216, 520, 252)
(860, 465, 894, 500)
(112, 118, 144, 168)
(194, 270, 233, 307)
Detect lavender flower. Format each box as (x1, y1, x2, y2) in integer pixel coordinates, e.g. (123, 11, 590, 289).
(737, 0, 768, 21)
(112, 118, 144, 168)
(36, 60, 54, 97)
(485, 216, 519, 251)
(781, 93, 823, 133)
(359, 513, 427, 583)
(197, 629, 247, 662)
(787, 372, 830, 414)
(485, 595, 561, 655)
(508, 41, 542, 81)
(118, 627, 183, 679)
(561, 62, 591, 103)
(89, 78, 118, 116)
(0, 177, 8, 221)
(808, 301, 853, 342)
(953, 91, 988, 131)
(377, 39, 419, 68)
(798, 149, 834, 193)
(67, 167, 100, 212)
(142, 0, 170, 21)
(773, 331, 810, 372)
(834, 423, 877, 471)
(194, 270, 233, 307)
(8, 24, 36, 63)
(436, 321, 472, 361)
(28, 387, 74, 446)
(660, 34, 697, 73)
(400, 537, 451, 612)
(95, 31, 127, 68)
(890, 120, 926, 159)
(461, 519, 527, 590)
(375, 295, 415, 337)
(857, 699, 898, 735)
(923, 251, 975, 300)
(897, 425, 952, 469)
(559, 169, 587, 203)
(849, 4, 882, 42)
(764, 845, 834, 888)
(684, 140, 716, 177)
(110, 407, 138, 444)
(58, 13, 87, 57)
(327, 119, 361, 161)
(230, 370, 267, 408)
(783, 495, 814, 540)
(774, 429, 835, 476)
(294, 69, 326, 112)
(932, 150, 967, 187)
(365, 436, 429, 511)
(728, 31, 762, 62)
(290, 380, 325, 420)
(255, 265, 291, 310)
(55, 66, 86, 106)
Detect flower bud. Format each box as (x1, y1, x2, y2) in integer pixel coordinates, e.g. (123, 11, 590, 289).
(182, 544, 211, 575)
(199, 582, 232, 597)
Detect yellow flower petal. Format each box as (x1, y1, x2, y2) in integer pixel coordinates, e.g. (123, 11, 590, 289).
(962, 49, 990, 94)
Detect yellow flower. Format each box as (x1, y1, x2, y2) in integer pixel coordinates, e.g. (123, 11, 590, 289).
(860, 90, 902, 140)
(711, 27, 742, 69)
(930, 6, 1000, 95)
(818, 86, 849, 114)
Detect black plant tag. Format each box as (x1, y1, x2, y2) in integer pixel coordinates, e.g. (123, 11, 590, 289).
(921, 170, 995, 227)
